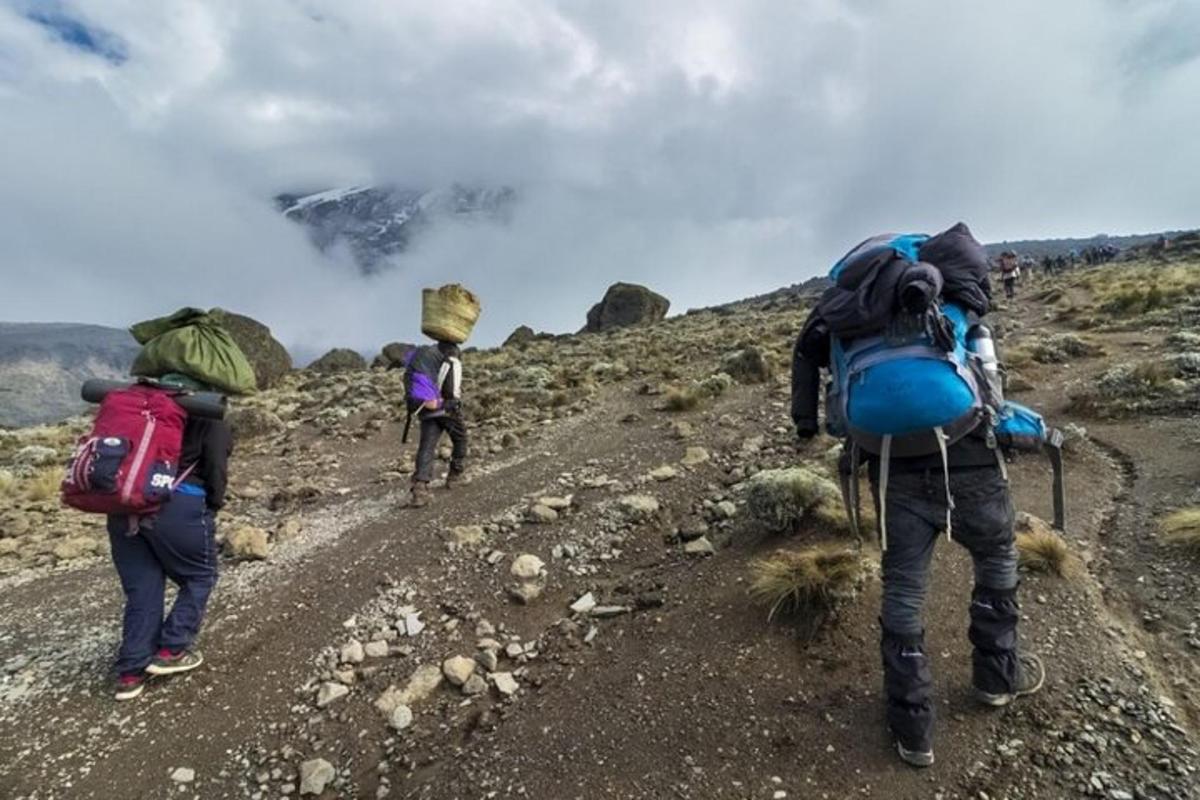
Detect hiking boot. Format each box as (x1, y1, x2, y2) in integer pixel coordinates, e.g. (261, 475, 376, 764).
(895, 738, 935, 768)
(409, 482, 431, 508)
(114, 673, 146, 701)
(444, 472, 464, 490)
(974, 653, 1045, 707)
(145, 648, 204, 676)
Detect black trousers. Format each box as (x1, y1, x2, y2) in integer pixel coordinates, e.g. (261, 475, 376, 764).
(873, 465, 1020, 752)
(413, 413, 467, 483)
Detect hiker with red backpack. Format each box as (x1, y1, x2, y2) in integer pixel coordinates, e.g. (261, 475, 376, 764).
(403, 341, 467, 508)
(792, 224, 1059, 768)
(64, 373, 232, 701)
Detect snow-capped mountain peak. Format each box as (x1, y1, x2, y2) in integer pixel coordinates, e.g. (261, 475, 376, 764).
(276, 184, 515, 274)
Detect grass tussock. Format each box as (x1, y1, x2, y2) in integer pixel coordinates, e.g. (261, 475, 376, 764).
(1159, 508, 1200, 552)
(749, 544, 864, 621)
(1016, 526, 1080, 578)
(0, 469, 18, 498)
(22, 467, 63, 502)
(662, 372, 733, 413)
(745, 467, 841, 533)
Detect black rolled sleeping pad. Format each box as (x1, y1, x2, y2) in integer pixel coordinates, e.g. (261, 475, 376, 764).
(81, 379, 228, 420)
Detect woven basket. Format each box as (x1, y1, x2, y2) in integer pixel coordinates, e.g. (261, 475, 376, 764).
(421, 284, 481, 344)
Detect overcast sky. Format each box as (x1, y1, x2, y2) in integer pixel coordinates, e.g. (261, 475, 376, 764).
(1, 0, 1198, 353)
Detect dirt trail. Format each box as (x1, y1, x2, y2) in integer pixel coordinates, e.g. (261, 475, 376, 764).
(3, 281, 1200, 799)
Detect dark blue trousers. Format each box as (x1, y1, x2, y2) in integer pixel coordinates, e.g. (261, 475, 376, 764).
(107, 491, 218, 676)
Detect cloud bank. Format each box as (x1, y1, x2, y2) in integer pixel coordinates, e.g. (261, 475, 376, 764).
(1, 0, 1198, 353)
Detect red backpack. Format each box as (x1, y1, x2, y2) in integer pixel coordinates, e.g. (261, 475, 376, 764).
(62, 385, 189, 515)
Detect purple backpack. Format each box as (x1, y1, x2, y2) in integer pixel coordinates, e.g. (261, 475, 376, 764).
(402, 346, 446, 442)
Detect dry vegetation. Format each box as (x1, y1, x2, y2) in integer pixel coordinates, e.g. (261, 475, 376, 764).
(748, 544, 865, 621)
(1159, 508, 1200, 552)
(1015, 513, 1081, 578)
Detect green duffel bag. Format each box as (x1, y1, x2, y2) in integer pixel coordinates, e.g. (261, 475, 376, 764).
(129, 308, 258, 395)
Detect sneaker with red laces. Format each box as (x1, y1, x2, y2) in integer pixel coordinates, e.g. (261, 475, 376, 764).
(145, 648, 204, 676)
(114, 673, 145, 701)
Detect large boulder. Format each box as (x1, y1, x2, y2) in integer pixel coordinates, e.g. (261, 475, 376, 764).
(584, 283, 669, 333)
(310, 348, 368, 373)
(372, 342, 415, 369)
(503, 325, 537, 348)
(210, 310, 292, 390)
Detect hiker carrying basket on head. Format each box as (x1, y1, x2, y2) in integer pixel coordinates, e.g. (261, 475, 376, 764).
(403, 285, 480, 508)
(790, 223, 1065, 768)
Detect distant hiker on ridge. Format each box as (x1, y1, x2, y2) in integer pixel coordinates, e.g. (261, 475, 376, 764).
(791, 223, 1049, 768)
(403, 284, 481, 508)
(404, 341, 468, 507)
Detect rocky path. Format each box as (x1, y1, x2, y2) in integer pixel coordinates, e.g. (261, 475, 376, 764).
(3, 283, 1200, 799)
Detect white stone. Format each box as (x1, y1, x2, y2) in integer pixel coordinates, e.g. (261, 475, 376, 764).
(681, 447, 710, 466)
(388, 704, 413, 731)
(299, 758, 335, 796)
(569, 592, 597, 614)
(442, 655, 476, 686)
(491, 672, 519, 696)
(404, 613, 425, 636)
(510, 554, 546, 580)
(316, 682, 350, 708)
(538, 495, 573, 511)
(684, 536, 715, 556)
(364, 640, 390, 658)
(527, 504, 558, 523)
(649, 465, 678, 481)
(170, 767, 195, 783)
(619, 494, 660, 518)
(340, 639, 365, 664)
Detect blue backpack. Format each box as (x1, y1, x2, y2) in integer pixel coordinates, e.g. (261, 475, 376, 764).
(825, 234, 1066, 544)
(826, 234, 990, 459)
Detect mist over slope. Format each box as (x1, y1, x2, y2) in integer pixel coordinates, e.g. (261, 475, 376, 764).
(0, 323, 138, 427)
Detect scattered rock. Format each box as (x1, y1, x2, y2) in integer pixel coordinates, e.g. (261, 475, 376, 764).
(684, 536, 715, 556)
(680, 447, 710, 466)
(538, 495, 573, 511)
(649, 465, 678, 481)
(570, 592, 597, 614)
(491, 672, 519, 696)
(678, 516, 709, 542)
(442, 655, 477, 687)
(340, 639, 365, 665)
(462, 673, 488, 696)
(299, 758, 335, 796)
(618, 495, 660, 520)
(403, 613, 425, 637)
(714, 500, 738, 520)
(527, 504, 558, 524)
(376, 664, 443, 713)
(364, 640, 390, 658)
(591, 605, 632, 618)
(510, 554, 546, 580)
(316, 682, 349, 708)
(170, 767, 195, 784)
(388, 704, 413, 732)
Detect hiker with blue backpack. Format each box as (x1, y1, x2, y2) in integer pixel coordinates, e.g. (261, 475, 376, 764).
(404, 341, 467, 508)
(792, 223, 1064, 768)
